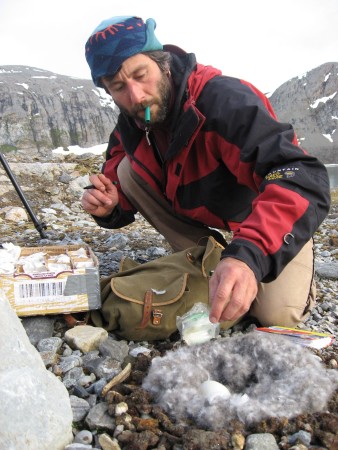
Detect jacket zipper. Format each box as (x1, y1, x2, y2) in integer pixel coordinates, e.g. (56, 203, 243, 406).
(145, 127, 151, 146)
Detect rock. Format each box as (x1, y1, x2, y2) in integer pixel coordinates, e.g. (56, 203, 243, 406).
(98, 433, 122, 450)
(21, 316, 56, 345)
(315, 261, 338, 279)
(0, 292, 73, 450)
(70, 395, 91, 422)
(73, 429, 93, 445)
(64, 325, 108, 353)
(244, 433, 279, 450)
(99, 337, 129, 362)
(85, 402, 115, 432)
(288, 430, 312, 447)
(5, 206, 28, 222)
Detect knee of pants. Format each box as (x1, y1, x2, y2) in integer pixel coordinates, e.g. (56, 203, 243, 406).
(250, 304, 308, 327)
(250, 278, 316, 327)
(249, 239, 316, 327)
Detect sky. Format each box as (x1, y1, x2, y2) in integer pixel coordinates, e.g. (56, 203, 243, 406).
(0, 0, 337, 94)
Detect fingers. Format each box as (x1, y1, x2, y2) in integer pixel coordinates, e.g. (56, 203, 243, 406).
(209, 257, 258, 323)
(82, 174, 119, 217)
(88, 174, 112, 192)
(209, 270, 233, 322)
(218, 281, 255, 322)
(82, 189, 112, 210)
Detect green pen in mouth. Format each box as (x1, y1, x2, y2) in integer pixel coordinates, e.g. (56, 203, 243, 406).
(145, 106, 151, 125)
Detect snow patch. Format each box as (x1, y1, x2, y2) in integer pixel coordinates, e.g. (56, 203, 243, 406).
(310, 91, 337, 108)
(31, 75, 57, 79)
(0, 69, 22, 74)
(15, 83, 29, 90)
(92, 88, 115, 109)
(52, 143, 107, 155)
(323, 134, 333, 143)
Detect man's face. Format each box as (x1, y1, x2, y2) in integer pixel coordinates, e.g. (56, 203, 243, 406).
(101, 53, 171, 125)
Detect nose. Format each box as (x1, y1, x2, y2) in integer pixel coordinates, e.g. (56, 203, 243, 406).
(127, 81, 146, 105)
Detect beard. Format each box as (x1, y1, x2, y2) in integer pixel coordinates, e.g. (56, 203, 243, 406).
(116, 72, 172, 126)
(150, 72, 172, 124)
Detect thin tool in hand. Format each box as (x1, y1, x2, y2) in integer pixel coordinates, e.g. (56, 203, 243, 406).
(84, 181, 118, 189)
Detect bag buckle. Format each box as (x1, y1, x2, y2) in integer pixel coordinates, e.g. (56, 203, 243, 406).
(152, 309, 163, 326)
(186, 251, 196, 263)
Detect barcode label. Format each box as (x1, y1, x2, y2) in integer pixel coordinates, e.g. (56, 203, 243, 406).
(14, 279, 67, 305)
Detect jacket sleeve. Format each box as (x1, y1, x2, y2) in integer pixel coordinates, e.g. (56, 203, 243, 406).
(91, 128, 137, 229)
(203, 77, 331, 282)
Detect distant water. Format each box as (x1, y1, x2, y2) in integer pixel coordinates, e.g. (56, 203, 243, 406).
(326, 164, 338, 189)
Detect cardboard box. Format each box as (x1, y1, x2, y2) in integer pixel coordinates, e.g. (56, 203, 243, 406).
(0, 244, 101, 317)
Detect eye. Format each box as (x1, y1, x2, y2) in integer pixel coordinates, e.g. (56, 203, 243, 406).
(134, 70, 147, 81)
(112, 84, 124, 92)
(102, 77, 123, 93)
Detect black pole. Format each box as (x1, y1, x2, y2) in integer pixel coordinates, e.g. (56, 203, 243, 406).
(0, 152, 48, 239)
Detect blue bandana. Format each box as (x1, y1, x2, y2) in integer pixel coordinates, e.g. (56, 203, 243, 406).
(85, 16, 163, 87)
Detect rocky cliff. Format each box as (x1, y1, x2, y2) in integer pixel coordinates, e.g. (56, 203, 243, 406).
(0, 66, 118, 153)
(269, 62, 338, 163)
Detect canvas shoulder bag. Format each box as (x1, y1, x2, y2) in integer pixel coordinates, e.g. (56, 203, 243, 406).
(90, 236, 224, 341)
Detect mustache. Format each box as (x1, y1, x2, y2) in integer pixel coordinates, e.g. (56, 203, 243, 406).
(133, 103, 151, 115)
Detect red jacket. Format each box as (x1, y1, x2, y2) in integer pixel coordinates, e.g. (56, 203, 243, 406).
(96, 47, 330, 282)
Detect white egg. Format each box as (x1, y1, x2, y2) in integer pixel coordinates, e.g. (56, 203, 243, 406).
(199, 380, 231, 402)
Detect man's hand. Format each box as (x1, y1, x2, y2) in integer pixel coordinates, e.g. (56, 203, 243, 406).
(81, 174, 119, 217)
(209, 257, 258, 323)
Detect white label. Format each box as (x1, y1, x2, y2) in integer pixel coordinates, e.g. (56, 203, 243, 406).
(14, 279, 67, 305)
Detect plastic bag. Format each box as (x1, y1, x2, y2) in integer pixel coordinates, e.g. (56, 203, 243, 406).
(176, 302, 220, 345)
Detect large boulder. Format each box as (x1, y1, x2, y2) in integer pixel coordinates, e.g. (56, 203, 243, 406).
(0, 292, 73, 449)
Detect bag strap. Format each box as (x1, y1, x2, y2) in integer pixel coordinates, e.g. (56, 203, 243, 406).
(136, 289, 164, 329)
(63, 312, 90, 328)
(137, 289, 153, 329)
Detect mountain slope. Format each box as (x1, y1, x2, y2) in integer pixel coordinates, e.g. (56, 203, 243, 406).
(269, 62, 338, 163)
(0, 65, 117, 152)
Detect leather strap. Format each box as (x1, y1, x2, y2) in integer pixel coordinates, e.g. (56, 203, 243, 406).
(63, 312, 90, 328)
(137, 290, 153, 329)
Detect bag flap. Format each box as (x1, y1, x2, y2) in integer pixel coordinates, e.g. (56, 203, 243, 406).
(119, 257, 140, 272)
(111, 271, 188, 305)
(201, 236, 224, 277)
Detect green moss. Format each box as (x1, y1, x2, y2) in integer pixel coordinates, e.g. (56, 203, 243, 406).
(50, 127, 66, 147)
(0, 144, 17, 153)
(74, 163, 92, 175)
(69, 129, 80, 145)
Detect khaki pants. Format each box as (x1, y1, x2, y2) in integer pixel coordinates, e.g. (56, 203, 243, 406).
(117, 157, 316, 328)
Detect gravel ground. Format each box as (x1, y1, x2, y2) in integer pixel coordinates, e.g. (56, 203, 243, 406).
(0, 151, 337, 449)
